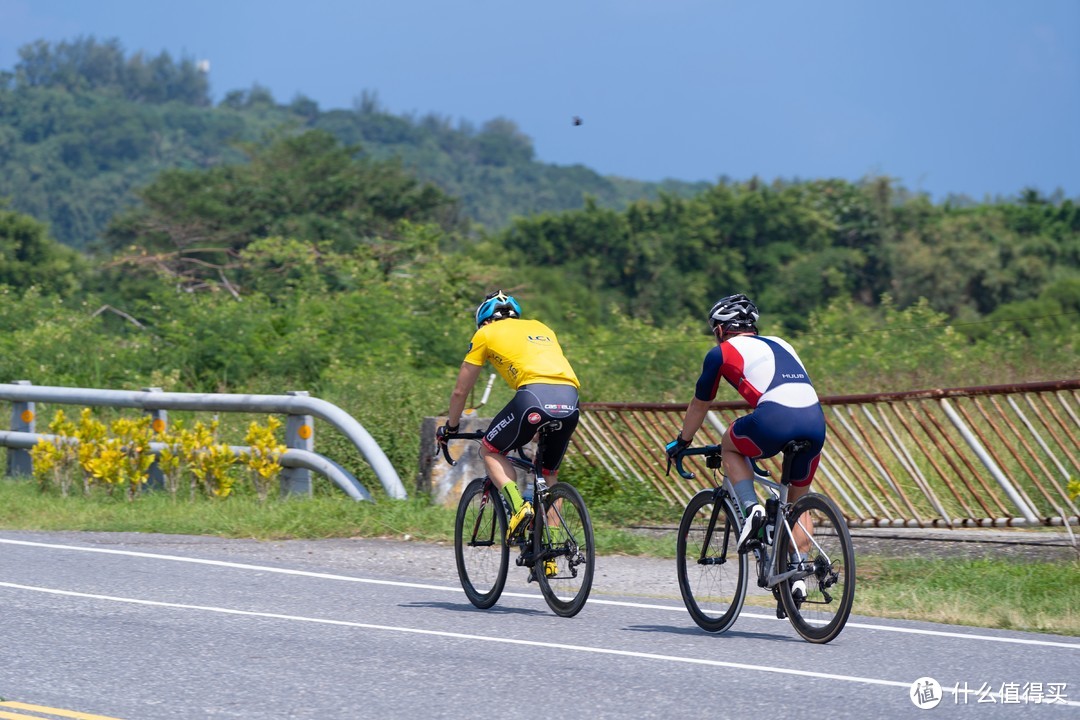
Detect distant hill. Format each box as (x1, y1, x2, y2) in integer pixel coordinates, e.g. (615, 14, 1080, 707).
(0, 37, 709, 249)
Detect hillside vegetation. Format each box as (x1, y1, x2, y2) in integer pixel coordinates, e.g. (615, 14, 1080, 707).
(0, 37, 708, 250)
(0, 38, 1077, 495)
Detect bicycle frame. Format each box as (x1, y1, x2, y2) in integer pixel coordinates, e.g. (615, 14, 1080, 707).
(444, 421, 595, 617)
(674, 440, 854, 641)
(726, 473, 825, 591)
(673, 443, 831, 591)
(440, 425, 578, 571)
(508, 430, 587, 573)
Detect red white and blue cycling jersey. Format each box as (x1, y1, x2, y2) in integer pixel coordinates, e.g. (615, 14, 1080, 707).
(694, 334, 826, 486)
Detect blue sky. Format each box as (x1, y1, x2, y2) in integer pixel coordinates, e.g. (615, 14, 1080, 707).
(1, 0, 1077, 201)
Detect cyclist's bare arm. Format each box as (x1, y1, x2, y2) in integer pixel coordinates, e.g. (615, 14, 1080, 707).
(678, 397, 711, 441)
(447, 361, 484, 426)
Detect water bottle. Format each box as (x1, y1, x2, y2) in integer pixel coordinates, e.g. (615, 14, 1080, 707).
(764, 497, 779, 545)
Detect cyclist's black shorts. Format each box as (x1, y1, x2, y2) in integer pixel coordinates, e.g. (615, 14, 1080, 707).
(481, 383, 580, 475)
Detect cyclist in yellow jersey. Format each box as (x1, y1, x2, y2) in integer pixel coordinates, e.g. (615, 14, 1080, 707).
(437, 291, 581, 540)
(464, 316, 579, 390)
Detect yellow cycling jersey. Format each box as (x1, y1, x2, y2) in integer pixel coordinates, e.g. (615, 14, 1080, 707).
(464, 318, 580, 390)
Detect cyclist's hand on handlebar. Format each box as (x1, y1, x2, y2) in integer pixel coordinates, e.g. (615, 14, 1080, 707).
(664, 435, 691, 459)
(435, 422, 459, 449)
(664, 435, 696, 479)
(434, 423, 460, 464)
(664, 435, 691, 478)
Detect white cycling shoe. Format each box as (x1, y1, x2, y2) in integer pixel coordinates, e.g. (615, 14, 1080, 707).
(791, 579, 807, 604)
(737, 503, 767, 552)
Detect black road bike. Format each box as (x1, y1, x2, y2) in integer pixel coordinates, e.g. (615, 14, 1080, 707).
(438, 424, 595, 618)
(669, 441, 855, 643)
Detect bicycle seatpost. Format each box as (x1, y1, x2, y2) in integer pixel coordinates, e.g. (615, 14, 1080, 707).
(779, 439, 812, 484)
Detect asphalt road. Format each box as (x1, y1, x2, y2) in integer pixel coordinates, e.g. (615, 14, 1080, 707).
(1, 530, 1077, 719)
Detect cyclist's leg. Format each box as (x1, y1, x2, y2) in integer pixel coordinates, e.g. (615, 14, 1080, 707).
(481, 394, 536, 506)
(478, 445, 516, 494)
(721, 425, 758, 509)
(527, 386, 586, 604)
(776, 417, 828, 621)
(723, 410, 781, 547)
(535, 384, 579, 479)
(780, 406, 826, 560)
(532, 384, 579, 528)
(478, 443, 531, 538)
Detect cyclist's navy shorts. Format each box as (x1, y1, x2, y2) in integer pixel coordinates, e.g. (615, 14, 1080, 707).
(482, 384, 579, 476)
(729, 402, 826, 487)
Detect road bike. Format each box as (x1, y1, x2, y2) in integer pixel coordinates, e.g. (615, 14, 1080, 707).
(669, 441, 855, 643)
(438, 424, 595, 617)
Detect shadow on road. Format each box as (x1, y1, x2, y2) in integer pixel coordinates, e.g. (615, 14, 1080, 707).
(399, 600, 549, 618)
(625, 623, 800, 643)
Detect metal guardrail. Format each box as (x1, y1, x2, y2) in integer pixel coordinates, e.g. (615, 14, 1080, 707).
(569, 380, 1080, 528)
(0, 382, 406, 501)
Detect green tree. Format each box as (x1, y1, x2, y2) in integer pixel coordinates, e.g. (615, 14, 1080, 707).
(14, 37, 209, 105)
(0, 204, 86, 294)
(103, 130, 461, 295)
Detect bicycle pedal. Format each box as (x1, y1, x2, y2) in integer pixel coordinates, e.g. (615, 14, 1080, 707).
(775, 601, 787, 620)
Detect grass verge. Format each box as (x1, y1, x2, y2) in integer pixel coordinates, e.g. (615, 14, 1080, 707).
(1, 479, 1075, 636)
(854, 555, 1078, 637)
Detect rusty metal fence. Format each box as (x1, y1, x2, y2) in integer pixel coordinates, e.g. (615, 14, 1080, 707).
(568, 380, 1080, 529)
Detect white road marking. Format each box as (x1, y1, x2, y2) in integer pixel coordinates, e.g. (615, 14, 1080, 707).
(0, 580, 1030, 705)
(2, 537, 1077, 650)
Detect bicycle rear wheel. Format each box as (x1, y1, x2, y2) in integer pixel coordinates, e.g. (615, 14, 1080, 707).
(535, 481, 594, 617)
(676, 488, 749, 633)
(777, 492, 855, 643)
(454, 477, 510, 609)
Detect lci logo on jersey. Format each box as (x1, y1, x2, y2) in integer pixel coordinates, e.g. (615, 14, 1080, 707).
(527, 412, 542, 424)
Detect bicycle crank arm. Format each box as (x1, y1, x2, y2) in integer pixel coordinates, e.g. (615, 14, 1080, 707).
(763, 566, 810, 588)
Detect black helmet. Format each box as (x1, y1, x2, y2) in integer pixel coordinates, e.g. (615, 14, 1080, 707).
(708, 293, 759, 332)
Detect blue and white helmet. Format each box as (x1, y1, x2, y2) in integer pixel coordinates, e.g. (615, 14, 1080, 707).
(708, 293, 759, 332)
(475, 290, 522, 328)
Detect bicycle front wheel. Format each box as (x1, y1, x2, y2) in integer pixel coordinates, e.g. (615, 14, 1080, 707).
(454, 477, 510, 609)
(676, 488, 749, 633)
(535, 481, 595, 618)
(777, 492, 855, 643)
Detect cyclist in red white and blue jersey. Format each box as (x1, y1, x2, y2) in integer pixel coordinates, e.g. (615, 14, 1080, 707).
(665, 294, 826, 554)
